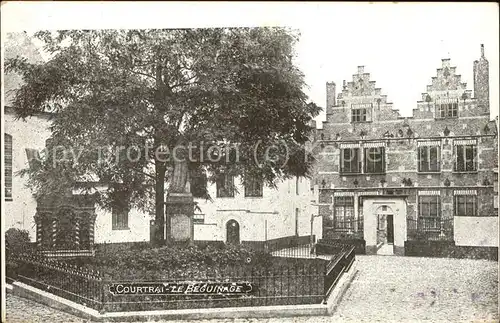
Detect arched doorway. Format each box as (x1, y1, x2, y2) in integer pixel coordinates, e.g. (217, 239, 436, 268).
(362, 197, 407, 256)
(226, 220, 240, 245)
(375, 205, 395, 255)
(376, 205, 394, 245)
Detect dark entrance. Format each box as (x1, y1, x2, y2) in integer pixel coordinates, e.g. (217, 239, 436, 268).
(386, 214, 394, 244)
(226, 220, 240, 245)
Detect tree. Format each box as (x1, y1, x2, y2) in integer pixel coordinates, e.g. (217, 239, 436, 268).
(6, 28, 321, 245)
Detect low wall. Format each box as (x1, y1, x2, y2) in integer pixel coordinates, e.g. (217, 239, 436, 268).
(241, 235, 314, 251)
(316, 239, 366, 255)
(454, 216, 498, 247)
(404, 240, 498, 260)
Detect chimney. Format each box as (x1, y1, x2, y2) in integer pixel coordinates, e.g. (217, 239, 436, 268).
(473, 44, 489, 108)
(326, 82, 336, 110)
(357, 66, 364, 74)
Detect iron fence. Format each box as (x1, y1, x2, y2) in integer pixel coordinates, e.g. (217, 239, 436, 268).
(242, 235, 317, 258)
(101, 263, 325, 312)
(407, 218, 454, 241)
(323, 218, 364, 240)
(324, 245, 355, 299)
(6, 252, 103, 310)
(6, 241, 355, 312)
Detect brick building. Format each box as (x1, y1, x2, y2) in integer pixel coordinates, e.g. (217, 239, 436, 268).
(312, 45, 498, 257)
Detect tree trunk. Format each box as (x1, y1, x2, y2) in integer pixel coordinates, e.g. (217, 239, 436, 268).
(154, 161, 166, 246)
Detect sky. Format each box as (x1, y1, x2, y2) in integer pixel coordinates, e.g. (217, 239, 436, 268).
(2, 2, 499, 125)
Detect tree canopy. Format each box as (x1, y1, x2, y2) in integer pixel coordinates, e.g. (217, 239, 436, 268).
(6, 27, 321, 243)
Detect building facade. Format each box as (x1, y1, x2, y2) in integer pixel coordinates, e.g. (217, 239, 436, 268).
(3, 107, 318, 248)
(312, 45, 498, 256)
(193, 174, 319, 245)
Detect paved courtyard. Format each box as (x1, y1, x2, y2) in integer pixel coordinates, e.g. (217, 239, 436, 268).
(5, 255, 498, 322)
(332, 255, 498, 322)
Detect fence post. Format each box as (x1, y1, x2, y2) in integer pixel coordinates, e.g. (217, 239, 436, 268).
(100, 280, 107, 314)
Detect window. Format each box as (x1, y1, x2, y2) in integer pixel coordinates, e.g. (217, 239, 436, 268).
(340, 148, 361, 173)
(351, 103, 372, 123)
(191, 171, 207, 198)
(454, 145, 477, 172)
(112, 207, 129, 230)
(112, 190, 129, 230)
(244, 177, 263, 197)
(352, 109, 367, 122)
(364, 147, 385, 173)
(418, 196, 441, 229)
(418, 146, 440, 172)
(454, 195, 477, 216)
(4, 134, 12, 199)
(216, 173, 235, 198)
(334, 196, 354, 229)
(436, 100, 458, 118)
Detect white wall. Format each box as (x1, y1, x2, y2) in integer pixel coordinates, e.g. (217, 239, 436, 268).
(94, 207, 151, 244)
(4, 112, 52, 242)
(363, 198, 407, 250)
(454, 216, 499, 247)
(194, 176, 320, 242)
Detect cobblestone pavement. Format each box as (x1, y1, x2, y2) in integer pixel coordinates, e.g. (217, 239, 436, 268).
(331, 255, 498, 322)
(5, 255, 498, 323)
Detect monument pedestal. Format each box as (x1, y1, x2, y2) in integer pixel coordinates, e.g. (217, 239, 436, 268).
(165, 193, 194, 245)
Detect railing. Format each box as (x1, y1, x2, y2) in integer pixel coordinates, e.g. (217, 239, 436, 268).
(407, 218, 454, 241)
(6, 252, 103, 310)
(324, 245, 355, 300)
(101, 263, 325, 312)
(7, 241, 354, 312)
(323, 218, 364, 240)
(7, 252, 327, 312)
(242, 235, 316, 258)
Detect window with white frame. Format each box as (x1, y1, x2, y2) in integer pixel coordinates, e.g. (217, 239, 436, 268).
(454, 142, 477, 172)
(364, 147, 385, 174)
(454, 192, 477, 216)
(418, 143, 440, 172)
(351, 103, 372, 122)
(436, 99, 458, 118)
(334, 196, 355, 229)
(340, 148, 361, 173)
(418, 194, 441, 229)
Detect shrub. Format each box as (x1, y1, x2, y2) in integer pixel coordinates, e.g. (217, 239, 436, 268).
(89, 243, 274, 280)
(5, 228, 31, 253)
